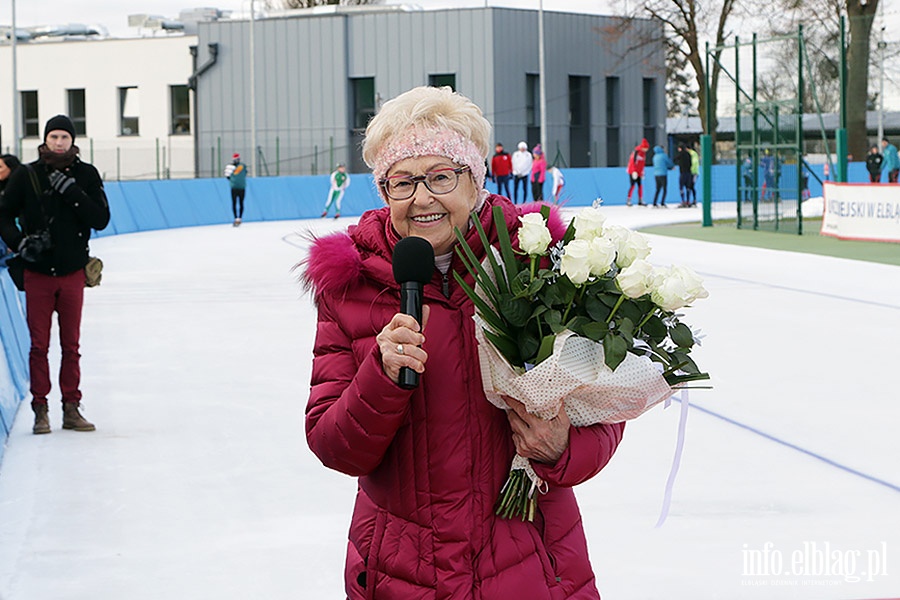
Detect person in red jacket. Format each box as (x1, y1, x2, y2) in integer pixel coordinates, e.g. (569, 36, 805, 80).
(301, 86, 625, 600)
(490, 142, 513, 199)
(625, 138, 650, 206)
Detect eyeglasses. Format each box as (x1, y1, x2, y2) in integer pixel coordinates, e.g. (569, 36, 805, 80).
(379, 166, 471, 201)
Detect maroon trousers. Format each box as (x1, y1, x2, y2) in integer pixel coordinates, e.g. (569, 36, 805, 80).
(24, 269, 84, 407)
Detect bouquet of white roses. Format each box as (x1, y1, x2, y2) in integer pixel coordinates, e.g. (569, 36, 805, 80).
(454, 204, 709, 521)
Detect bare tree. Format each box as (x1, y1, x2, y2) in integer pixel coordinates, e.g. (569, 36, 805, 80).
(609, 0, 742, 150)
(772, 0, 879, 159)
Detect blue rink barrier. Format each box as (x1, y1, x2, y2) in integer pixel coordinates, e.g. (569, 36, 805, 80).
(0, 161, 872, 458)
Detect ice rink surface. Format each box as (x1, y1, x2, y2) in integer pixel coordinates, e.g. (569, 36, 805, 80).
(1, 204, 898, 599)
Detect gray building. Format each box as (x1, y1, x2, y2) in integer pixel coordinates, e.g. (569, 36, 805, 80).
(192, 5, 665, 177)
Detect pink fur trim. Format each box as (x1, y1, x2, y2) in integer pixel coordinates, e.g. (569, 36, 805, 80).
(299, 231, 363, 298)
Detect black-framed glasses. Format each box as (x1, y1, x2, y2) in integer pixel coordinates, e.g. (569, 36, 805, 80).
(379, 166, 471, 201)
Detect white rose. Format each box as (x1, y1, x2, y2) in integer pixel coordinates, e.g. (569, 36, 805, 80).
(651, 265, 709, 311)
(560, 239, 592, 285)
(573, 207, 607, 240)
(616, 230, 652, 268)
(587, 236, 616, 276)
(518, 213, 553, 256)
(616, 258, 655, 298)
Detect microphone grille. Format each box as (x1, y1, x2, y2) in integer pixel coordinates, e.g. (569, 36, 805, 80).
(392, 236, 435, 284)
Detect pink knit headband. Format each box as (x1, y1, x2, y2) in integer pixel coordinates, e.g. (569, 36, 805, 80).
(370, 127, 487, 200)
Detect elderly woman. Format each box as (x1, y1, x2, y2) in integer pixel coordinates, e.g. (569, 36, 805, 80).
(302, 86, 625, 599)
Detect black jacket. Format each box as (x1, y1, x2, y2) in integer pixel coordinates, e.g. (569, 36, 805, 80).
(866, 152, 884, 175)
(0, 157, 110, 277)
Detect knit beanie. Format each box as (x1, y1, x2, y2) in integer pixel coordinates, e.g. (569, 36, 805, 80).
(44, 115, 76, 142)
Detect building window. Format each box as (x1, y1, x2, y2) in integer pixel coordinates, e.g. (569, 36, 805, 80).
(643, 78, 657, 145)
(119, 86, 140, 136)
(429, 74, 456, 90)
(67, 89, 87, 136)
(605, 77, 620, 167)
(569, 75, 591, 168)
(526, 74, 541, 149)
(170, 85, 190, 135)
(21, 91, 39, 138)
(351, 78, 375, 131)
(349, 77, 376, 173)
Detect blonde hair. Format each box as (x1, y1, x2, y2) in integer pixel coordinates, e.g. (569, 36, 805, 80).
(363, 87, 491, 189)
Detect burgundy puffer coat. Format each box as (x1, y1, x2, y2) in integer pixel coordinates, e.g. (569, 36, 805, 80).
(303, 195, 626, 599)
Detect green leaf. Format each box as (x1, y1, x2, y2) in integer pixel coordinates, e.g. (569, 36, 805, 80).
(517, 330, 540, 364)
(469, 212, 510, 296)
(566, 316, 590, 336)
(670, 350, 700, 374)
(581, 321, 609, 341)
(534, 333, 557, 364)
(670, 322, 695, 348)
(561, 217, 577, 245)
(544, 310, 564, 333)
(525, 277, 545, 296)
(642, 314, 667, 341)
(555, 276, 577, 305)
(584, 292, 611, 322)
(603, 333, 628, 371)
(500, 294, 532, 328)
(453, 275, 508, 333)
(453, 231, 501, 305)
(493, 205, 523, 284)
(483, 328, 522, 367)
(619, 299, 644, 324)
(617, 316, 635, 340)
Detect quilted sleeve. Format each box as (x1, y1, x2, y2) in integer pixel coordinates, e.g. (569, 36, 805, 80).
(530, 421, 625, 488)
(305, 294, 414, 477)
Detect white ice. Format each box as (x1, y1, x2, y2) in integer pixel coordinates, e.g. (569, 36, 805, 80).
(0, 204, 898, 599)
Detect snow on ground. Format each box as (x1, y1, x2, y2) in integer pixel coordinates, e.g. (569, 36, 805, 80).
(0, 205, 898, 599)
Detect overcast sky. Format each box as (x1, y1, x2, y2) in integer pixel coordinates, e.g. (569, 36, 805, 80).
(4, 0, 899, 109)
(4, 1, 616, 35)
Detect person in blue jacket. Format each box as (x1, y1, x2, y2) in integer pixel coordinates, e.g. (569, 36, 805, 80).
(881, 137, 899, 183)
(651, 145, 673, 207)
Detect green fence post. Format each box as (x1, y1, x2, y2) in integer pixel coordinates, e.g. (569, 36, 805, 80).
(701, 134, 713, 227)
(836, 128, 848, 183)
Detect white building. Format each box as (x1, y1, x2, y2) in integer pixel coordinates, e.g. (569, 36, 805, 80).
(0, 35, 197, 180)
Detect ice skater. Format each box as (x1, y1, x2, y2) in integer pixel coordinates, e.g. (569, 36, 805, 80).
(322, 163, 349, 219)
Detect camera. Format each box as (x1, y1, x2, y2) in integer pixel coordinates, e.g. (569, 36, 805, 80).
(19, 230, 54, 262)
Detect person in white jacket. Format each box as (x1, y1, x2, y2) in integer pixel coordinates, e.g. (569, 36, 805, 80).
(322, 163, 350, 219)
(510, 141, 533, 204)
(549, 166, 565, 204)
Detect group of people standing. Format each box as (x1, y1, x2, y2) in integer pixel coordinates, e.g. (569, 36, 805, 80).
(490, 141, 562, 204)
(627, 138, 698, 208)
(865, 137, 900, 183)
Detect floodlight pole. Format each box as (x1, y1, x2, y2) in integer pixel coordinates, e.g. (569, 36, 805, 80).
(538, 0, 547, 160)
(250, 0, 257, 178)
(11, 0, 20, 154)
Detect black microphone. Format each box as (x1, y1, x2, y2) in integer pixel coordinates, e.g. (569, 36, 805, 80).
(392, 236, 435, 389)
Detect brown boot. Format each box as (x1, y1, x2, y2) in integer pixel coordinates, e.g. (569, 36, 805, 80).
(62, 402, 96, 432)
(33, 404, 51, 435)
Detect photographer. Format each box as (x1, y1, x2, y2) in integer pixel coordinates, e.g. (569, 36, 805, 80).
(0, 115, 110, 434)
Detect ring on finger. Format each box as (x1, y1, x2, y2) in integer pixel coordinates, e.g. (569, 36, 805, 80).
(397, 344, 405, 355)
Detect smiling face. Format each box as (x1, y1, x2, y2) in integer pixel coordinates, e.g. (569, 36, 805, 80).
(45, 130, 73, 154)
(0, 158, 9, 182)
(387, 155, 479, 256)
